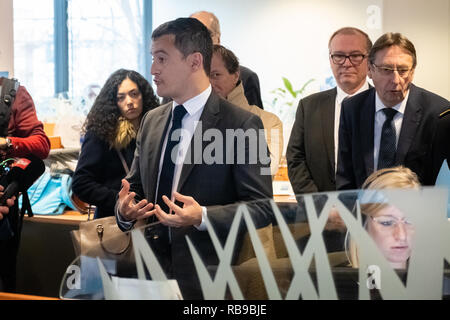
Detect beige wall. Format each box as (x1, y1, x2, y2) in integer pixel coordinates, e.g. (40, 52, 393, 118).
(383, 0, 449, 99)
(0, 0, 14, 76)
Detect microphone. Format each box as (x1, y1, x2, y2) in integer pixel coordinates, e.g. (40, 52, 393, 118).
(0, 155, 45, 205)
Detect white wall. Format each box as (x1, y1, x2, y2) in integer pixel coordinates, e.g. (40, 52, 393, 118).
(3, 0, 449, 100)
(0, 0, 14, 76)
(153, 0, 449, 102)
(154, 0, 384, 108)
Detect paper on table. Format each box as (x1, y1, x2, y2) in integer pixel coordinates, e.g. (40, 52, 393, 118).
(111, 276, 183, 300)
(272, 180, 294, 196)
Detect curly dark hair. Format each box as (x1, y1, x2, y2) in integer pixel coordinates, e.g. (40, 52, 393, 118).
(83, 69, 159, 143)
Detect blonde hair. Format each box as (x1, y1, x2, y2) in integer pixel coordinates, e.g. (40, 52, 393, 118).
(347, 166, 420, 268)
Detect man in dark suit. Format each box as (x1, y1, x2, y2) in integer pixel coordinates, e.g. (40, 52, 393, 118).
(190, 10, 264, 109)
(430, 109, 450, 182)
(286, 28, 372, 253)
(115, 18, 272, 299)
(337, 32, 450, 190)
(287, 27, 372, 195)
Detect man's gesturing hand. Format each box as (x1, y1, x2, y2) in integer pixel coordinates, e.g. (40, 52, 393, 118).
(117, 179, 154, 222)
(151, 192, 203, 228)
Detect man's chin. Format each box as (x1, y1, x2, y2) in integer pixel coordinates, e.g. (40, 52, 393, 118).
(384, 92, 406, 106)
(157, 88, 169, 99)
(338, 77, 359, 86)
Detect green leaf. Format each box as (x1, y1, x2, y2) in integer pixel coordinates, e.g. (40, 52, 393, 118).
(282, 77, 296, 98)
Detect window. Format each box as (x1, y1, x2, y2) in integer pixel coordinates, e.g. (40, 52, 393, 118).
(68, 0, 145, 98)
(13, 0, 55, 106)
(13, 0, 152, 115)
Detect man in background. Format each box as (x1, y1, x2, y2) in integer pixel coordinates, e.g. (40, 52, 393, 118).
(191, 10, 265, 110)
(337, 32, 449, 189)
(287, 27, 372, 194)
(286, 27, 372, 252)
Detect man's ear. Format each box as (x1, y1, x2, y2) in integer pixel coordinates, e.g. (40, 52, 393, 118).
(367, 62, 374, 79)
(188, 52, 204, 72)
(233, 71, 240, 84)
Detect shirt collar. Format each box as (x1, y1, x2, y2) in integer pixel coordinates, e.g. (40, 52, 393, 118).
(336, 80, 370, 105)
(375, 89, 409, 115)
(172, 85, 212, 116)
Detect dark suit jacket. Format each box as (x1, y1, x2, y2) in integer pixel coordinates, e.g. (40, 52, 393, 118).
(336, 84, 450, 190)
(120, 92, 273, 298)
(240, 65, 264, 109)
(428, 108, 450, 183)
(287, 88, 337, 194)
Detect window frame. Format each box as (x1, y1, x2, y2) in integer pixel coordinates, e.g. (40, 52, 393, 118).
(52, 0, 153, 95)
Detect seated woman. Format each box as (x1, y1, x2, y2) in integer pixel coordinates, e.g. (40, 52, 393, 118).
(347, 166, 420, 269)
(210, 44, 283, 176)
(72, 69, 159, 218)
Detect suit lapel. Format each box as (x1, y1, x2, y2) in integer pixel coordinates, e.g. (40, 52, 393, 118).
(147, 105, 172, 199)
(361, 89, 376, 176)
(396, 84, 422, 164)
(320, 88, 337, 172)
(177, 93, 220, 192)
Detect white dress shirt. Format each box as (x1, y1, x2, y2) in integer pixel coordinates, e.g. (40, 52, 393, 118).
(156, 86, 211, 206)
(334, 81, 370, 172)
(373, 90, 409, 170)
(118, 86, 212, 230)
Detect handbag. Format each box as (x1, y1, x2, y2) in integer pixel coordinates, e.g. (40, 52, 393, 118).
(71, 215, 133, 259)
(70, 149, 132, 259)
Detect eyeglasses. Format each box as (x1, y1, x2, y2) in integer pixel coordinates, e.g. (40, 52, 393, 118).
(330, 53, 367, 66)
(370, 215, 414, 229)
(371, 63, 412, 78)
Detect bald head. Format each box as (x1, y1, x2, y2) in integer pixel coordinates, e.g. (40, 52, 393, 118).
(190, 11, 221, 44)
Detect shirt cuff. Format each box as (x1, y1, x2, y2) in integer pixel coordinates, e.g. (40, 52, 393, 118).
(194, 206, 208, 231)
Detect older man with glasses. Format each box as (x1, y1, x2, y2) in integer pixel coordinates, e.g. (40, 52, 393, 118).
(336, 32, 450, 190)
(287, 27, 372, 196)
(286, 27, 372, 253)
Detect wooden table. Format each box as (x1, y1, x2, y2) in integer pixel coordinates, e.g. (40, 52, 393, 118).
(26, 210, 89, 225)
(0, 292, 59, 300)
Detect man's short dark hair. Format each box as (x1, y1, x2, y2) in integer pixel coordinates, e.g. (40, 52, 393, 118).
(328, 27, 373, 54)
(369, 32, 417, 68)
(152, 17, 213, 75)
(212, 44, 240, 74)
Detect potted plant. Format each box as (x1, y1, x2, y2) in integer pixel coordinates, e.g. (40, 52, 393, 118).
(266, 77, 315, 155)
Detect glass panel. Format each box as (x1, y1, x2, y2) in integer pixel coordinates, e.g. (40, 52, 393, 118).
(13, 0, 55, 112)
(61, 188, 450, 300)
(67, 0, 145, 101)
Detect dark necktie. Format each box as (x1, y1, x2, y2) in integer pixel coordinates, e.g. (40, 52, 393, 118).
(378, 108, 398, 169)
(342, 96, 350, 104)
(156, 105, 187, 213)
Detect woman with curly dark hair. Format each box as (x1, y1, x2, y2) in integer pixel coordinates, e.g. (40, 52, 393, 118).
(72, 69, 159, 218)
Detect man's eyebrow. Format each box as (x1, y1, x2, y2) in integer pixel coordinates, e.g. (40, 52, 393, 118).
(152, 49, 168, 56)
(379, 64, 411, 68)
